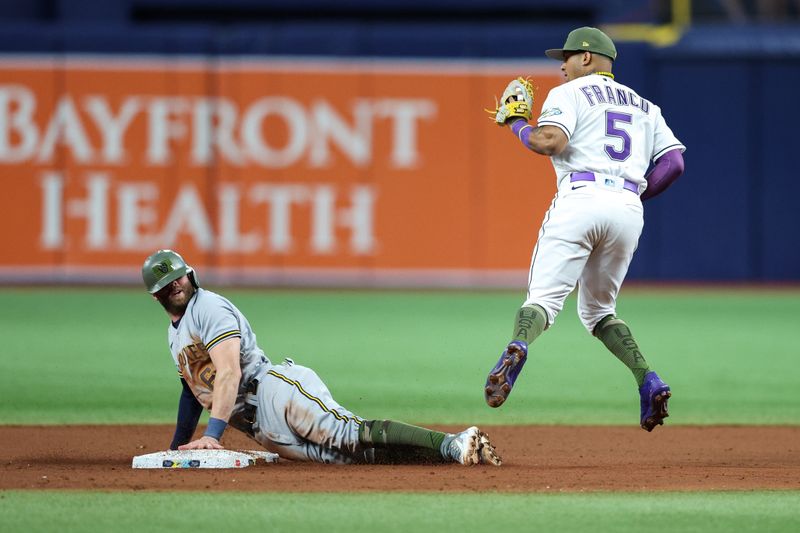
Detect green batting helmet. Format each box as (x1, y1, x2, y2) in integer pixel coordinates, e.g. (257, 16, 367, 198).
(141, 249, 199, 294)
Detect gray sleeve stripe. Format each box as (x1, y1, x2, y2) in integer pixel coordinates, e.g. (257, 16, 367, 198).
(205, 330, 241, 351)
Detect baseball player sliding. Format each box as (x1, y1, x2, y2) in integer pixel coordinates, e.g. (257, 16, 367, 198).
(485, 27, 685, 431)
(142, 249, 501, 465)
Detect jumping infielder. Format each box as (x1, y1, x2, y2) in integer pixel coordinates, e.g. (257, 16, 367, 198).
(142, 249, 501, 465)
(485, 27, 685, 431)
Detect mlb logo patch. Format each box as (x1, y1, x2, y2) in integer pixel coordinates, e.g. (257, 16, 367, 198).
(598, 176, 624, 192)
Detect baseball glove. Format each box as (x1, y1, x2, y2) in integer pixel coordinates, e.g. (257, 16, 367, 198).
(486, 77, 537, 126)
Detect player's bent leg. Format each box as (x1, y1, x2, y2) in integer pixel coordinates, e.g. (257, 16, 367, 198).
(513, 303, 550, 344)
(575, 193, 642, 338)
(484, 304, 547, 408)
(358, 420, 502, 466)
(257, 363, 503, 465)
(255, 362, 366, 463)
(592, 315, 671, 431)
(592, 315, 650, 386)
(488, 198, 594, 409)
(359, 420, 446, 455)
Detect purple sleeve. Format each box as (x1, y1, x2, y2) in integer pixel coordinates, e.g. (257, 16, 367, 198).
(510, 118, 533, 147)
(641, 149, 685, 201)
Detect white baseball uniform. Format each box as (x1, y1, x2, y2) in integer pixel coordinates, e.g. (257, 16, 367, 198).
(523, 73, 685, 332)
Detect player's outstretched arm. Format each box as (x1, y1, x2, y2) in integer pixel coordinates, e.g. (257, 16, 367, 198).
(206, 337, 242, 424)
(508, 119, 569, 156)
(179, 337, 242, 450)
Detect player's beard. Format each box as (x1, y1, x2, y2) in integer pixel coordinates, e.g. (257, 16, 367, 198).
(155, 280, 196, 316)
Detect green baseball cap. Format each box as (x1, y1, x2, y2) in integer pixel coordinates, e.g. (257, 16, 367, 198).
(545, 27, 617, 61)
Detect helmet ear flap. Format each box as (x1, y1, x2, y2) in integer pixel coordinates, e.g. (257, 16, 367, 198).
(187, 269, 199, 289)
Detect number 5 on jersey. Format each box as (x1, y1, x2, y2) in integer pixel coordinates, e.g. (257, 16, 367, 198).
(605, 111, 632, 161)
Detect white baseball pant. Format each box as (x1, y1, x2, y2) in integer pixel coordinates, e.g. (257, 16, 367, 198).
(522, 177, 644, 334)
(253, 360, 366, 464)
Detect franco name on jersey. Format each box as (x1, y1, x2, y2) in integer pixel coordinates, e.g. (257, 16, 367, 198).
(579, 83, 651, 114)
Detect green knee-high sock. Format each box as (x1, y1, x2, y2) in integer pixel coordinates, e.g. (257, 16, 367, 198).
(594, 315, 651, 386)
(512, 304, 548, 345)
(358, 420, 446, 451)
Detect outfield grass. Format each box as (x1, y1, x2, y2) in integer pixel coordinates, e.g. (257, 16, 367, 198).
(1, 490, 799, 533)
(2, 287, 798, 531)
(0, 287, 798, 425)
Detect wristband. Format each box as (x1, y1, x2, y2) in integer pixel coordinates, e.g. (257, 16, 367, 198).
(510, 119, 533, 145)
(204, 417, 227, 440)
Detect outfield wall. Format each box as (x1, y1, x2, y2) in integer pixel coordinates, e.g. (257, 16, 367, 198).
(0, 20, 797, 285)
(0, 56, 566, 287)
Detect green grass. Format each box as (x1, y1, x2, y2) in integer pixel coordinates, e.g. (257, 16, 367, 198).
(1, 490, 799, 533)
(0, 287, 798, 425)
(2, 287, 798, 530)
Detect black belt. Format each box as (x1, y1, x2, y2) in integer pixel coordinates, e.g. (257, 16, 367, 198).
(231, 376, 260, 437)
(246, 376, 260, 395)
(243, 376, 260, 420)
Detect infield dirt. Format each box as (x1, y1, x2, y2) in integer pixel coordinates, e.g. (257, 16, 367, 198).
(2, 425, 798, 492)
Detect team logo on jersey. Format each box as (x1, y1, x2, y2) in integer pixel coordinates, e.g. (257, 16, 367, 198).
(539, 107, 563, 119)
(152, 259, 174, 280)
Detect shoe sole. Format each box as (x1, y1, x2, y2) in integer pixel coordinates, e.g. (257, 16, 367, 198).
(477, 431, 502, 466)
(641, 389, 671, 432)
(485, 346, 525, 408)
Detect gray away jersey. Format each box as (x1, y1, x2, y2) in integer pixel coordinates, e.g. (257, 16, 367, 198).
(167, 288, 269, 425)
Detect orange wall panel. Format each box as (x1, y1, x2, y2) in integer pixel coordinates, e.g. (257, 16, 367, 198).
(0, 57, 562, 285)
